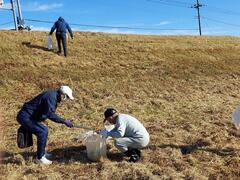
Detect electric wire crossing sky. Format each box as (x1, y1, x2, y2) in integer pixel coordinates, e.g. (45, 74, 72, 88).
(0, 0, 239, 36)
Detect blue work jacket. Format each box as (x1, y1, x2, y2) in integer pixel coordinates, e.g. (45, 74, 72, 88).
(21, 90, 65, 123)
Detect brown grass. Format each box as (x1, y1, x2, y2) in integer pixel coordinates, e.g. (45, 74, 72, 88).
(0, 105, 4, 164)
(1, 30, 240, 179)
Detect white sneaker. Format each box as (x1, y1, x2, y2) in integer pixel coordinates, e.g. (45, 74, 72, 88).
(37, 155, 52, 165)
(35, 152, 53, 159)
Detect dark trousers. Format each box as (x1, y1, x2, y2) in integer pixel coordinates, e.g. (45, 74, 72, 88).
(17, 111, 48, 159)
(56, 33, 67, 57)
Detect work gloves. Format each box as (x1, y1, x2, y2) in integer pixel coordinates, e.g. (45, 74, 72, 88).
(99, 129, 109, 138)
(64, 120, 73, 128)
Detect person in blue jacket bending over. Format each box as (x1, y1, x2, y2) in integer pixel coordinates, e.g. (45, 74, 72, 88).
(49, 17, 73, 57)
(17, 86, 74, 165)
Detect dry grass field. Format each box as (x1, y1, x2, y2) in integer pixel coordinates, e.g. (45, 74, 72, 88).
(0, 30, 240, 179)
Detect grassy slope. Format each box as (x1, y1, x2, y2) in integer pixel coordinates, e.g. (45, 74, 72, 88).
(0, 31, 240, 179)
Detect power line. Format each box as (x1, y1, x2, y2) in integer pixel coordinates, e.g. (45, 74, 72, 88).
(202, 16, 240, 28)
(146, 0, 191, 8)
(148, 0, 191, 6)
(201, 14, 211, 34)
(204, 6, 240, 17)
(0, 21, 13, 26)
(25, 18, 198, 31)
(166, 0, 191, 5)
(25, 19, 52, 24)
(146, 0, 204, 36)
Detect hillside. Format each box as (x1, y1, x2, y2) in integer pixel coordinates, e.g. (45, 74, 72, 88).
(0, 30, 240, 179)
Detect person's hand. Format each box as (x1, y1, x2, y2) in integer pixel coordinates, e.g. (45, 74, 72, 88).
(99, 129, 109, 138)
(64, 120, 73, 128)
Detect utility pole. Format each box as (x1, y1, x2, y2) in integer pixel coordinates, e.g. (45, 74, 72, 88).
(0, 0, 30, 31)
(192, 0, 202, 36)
(16, 0, 24, 29)
(11, 0, 18, 31)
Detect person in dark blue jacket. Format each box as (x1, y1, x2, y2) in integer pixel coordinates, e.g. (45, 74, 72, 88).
(17, 86, 74, 165)
(49, 17, 73, 57)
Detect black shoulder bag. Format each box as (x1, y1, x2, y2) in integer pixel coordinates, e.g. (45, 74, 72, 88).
(17, 126, 33, 148)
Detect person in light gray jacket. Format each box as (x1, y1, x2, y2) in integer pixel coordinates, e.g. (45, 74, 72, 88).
(100, 108, 150, 162)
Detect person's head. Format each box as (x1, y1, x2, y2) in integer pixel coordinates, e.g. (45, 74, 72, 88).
(58, 16, 64, 21)
(57, 85, 74, 102)
(103, 108, 118, 124)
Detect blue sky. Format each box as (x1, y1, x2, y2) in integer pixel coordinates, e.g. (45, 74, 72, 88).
(0, 0, 240, 36)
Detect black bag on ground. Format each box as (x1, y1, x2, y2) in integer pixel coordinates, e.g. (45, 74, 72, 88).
(17, 126, 33, 148)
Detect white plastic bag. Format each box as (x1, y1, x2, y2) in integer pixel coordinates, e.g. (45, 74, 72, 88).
(74, 130, 95, 142)
(232, 105, 240, 129)
(46, 35, 53, 50)
(86, 132, 107, 162)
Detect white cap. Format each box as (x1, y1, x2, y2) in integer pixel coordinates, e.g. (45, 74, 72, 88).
(59, 86, 74, 100)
